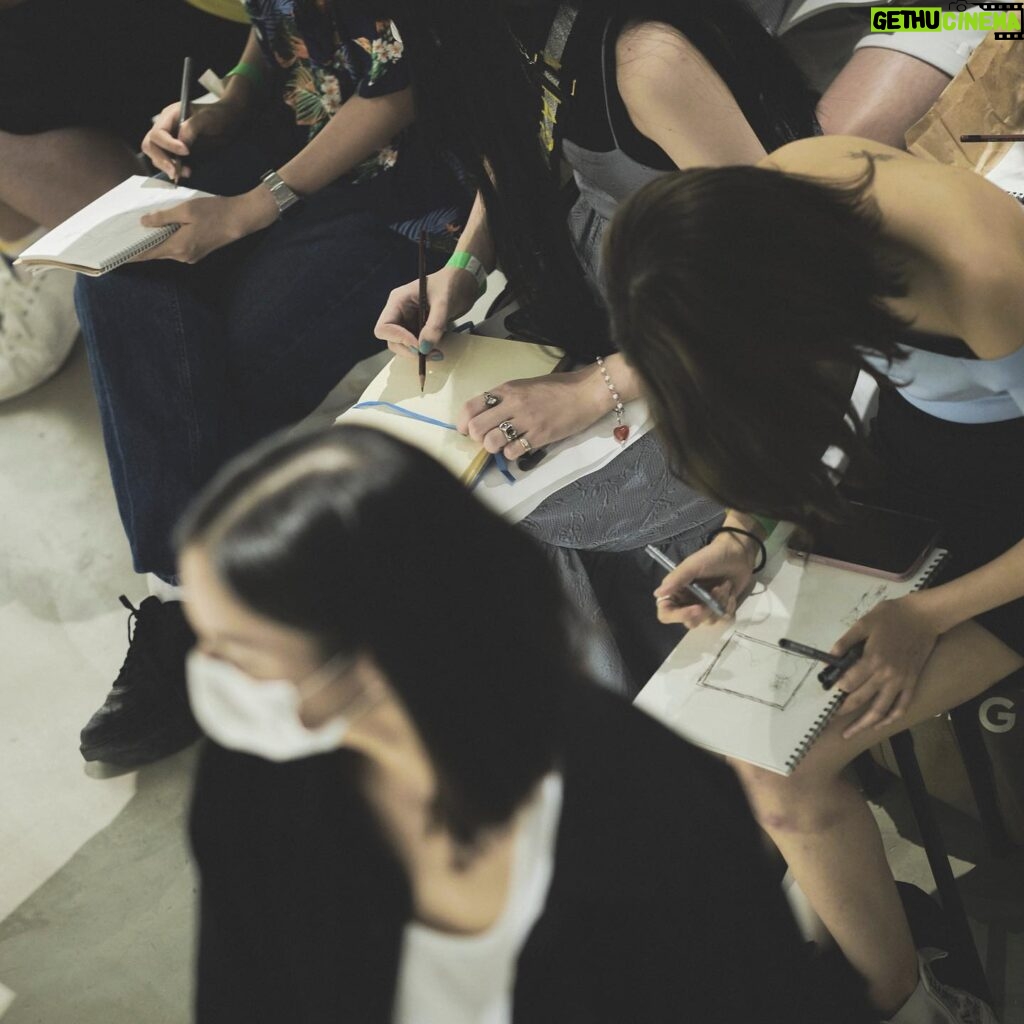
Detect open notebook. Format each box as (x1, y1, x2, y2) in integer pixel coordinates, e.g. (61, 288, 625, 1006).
(635, 547, 948, 775)
(15, 176, 212, 275)
(337, 333, 564, 486)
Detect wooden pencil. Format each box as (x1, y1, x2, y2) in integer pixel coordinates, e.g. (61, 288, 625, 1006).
(960, 133, 1024, 143)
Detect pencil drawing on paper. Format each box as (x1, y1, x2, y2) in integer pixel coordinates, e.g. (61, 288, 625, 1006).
(698, 632, 816, 710)
(841, 583, 889, 629)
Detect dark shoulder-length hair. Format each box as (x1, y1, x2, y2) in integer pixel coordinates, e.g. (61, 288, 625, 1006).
(355, 0, 818, 359)
(603, 159, 911, 523)
(175, 425, 579, 848)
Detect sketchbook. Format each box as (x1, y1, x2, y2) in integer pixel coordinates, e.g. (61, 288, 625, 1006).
(337, 333, 564, 487)
(15, 176, 213, 275)
(634, 547, 948, 775)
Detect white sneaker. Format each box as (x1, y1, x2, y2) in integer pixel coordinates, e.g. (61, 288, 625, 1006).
(885, 949, 1000, 1024)
(0, 258, 79, 401)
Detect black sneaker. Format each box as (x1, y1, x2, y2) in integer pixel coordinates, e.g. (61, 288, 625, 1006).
(79, 595, 200, 767)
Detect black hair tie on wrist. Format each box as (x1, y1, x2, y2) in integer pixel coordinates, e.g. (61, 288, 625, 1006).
(705, 526, 768, 574)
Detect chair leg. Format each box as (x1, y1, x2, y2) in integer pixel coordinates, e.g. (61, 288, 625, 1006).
(949, 703, 1015, 859)
(889, 729, 992, 1005)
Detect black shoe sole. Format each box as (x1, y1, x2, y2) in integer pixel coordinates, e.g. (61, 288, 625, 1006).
(80, 719, 201, 768)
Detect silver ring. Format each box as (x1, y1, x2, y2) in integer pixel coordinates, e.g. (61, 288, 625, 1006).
(498, 420, 518, 442)
(518, 436, 533, 453)
(483, 392, 500, 408)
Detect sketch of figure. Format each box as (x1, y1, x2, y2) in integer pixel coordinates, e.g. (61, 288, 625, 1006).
(698, 632, 816, 710)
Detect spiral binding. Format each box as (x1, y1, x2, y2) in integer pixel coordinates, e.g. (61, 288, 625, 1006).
(785, 549, 949, 773)
(1007, 190, 1024, 206)
(911, 549, 949, 594)
(100, 226, 177, 273)
(785, 691, 846, 773)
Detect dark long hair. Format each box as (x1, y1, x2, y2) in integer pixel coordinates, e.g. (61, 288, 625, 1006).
(359, 0, 819, 358)
(176, 426, 579, 847)
(604, 159, 911, 523)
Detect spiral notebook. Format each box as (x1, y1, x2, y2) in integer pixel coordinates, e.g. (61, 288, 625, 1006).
(634, 547, 948, 775)
(15, 176, 212, 275)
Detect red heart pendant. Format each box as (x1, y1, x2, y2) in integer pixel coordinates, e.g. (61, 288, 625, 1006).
(613, 425, 630, 443)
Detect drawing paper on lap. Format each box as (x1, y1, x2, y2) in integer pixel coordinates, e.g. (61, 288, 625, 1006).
(338, 334, 563, 486)
(635, 548, 947, 774)
(15, 176, 213, 275)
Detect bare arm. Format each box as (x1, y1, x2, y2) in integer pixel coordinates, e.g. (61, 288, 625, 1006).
(140, 72, 414, 261)
(448, 190, 496, 271)
(817, 48, 950, 150)
(616, 21, 766, 168)
(273, 90, 413, 199)
(599, 23, 770, 410)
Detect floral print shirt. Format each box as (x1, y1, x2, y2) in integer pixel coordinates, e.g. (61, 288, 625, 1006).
(245, 1, 410, 186)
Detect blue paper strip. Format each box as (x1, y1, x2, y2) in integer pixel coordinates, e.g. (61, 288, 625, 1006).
(352, 401, 516, 485)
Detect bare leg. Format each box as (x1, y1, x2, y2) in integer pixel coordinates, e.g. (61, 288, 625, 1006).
(0, 127, 144, 230)
(818, 48, 951, 149)
(730, 620, 1023, 1014)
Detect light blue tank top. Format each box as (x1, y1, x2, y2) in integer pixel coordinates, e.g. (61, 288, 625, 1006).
(866, 342, 1024, 424)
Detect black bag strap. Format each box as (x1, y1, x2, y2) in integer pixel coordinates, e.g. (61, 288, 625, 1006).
(537, 4, 581, 166)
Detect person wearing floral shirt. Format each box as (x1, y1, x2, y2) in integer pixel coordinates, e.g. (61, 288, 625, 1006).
(72, 2, 472, 770)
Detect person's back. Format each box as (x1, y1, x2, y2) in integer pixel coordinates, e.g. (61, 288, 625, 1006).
(178, 424, 872, 1023)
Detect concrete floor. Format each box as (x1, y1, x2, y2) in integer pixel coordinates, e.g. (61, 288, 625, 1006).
(0, 339, 1022, 1022)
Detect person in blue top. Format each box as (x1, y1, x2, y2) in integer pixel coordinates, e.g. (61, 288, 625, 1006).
(75, 2, 472, 768)
(603, 133, 1024, 1024)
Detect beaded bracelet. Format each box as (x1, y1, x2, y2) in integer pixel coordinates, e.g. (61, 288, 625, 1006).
(705, 526, 768, 573)
(595, 356, 629, 443)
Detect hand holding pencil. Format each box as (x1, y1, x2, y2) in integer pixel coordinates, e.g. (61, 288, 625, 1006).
(140, 57, 246, 182)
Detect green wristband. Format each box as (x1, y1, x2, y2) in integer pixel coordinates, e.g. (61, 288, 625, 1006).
(224, 61, 266, 94)
(447, 251, 488, 297)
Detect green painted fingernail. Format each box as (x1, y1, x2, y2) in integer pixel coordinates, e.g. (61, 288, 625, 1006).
(418, 340, 432, 355)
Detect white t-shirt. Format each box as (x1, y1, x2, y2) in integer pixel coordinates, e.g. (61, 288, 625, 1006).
(392, 773, 563, 1024)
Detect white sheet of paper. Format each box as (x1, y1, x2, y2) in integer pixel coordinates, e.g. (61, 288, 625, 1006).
(473, 399, 653, 522)
(16, 176, 212, 273)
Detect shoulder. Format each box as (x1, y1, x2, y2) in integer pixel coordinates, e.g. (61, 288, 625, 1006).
(615, 19, 727, 104)
(614, 19, 764, 166)
(759, 134, 910, 175)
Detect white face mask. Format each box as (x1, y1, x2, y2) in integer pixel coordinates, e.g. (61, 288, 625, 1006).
(186, 650, 352, 762)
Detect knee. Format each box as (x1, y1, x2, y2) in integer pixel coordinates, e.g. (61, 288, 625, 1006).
(729, 759, 848, 835)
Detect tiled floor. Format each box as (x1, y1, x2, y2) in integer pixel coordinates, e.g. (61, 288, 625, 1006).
(0, 339, 1021, 1023)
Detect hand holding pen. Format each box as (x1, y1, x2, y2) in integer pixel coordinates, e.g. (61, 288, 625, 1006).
(646, 545, 730, 624)
(417, 229, 429, 392)
(647, 530, 759, 628)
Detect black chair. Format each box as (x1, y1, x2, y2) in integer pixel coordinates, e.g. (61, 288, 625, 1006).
(853, 688, 1021, 1008)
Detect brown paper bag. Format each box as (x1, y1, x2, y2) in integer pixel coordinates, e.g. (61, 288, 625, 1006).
(906, 34, 1024, 174)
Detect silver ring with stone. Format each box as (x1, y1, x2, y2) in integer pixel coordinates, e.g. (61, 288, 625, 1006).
(518, 436, 533, 453)
(483, 392, 501, 408)
(498, 420, 518, 442)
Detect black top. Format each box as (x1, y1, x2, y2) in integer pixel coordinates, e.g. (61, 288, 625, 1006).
(190, 682, 872, 1023)
(560, 11, 678, 170)
(506, 6, 815, 171)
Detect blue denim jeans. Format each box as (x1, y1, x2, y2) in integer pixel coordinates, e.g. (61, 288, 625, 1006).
(76, 147, 446, 580)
